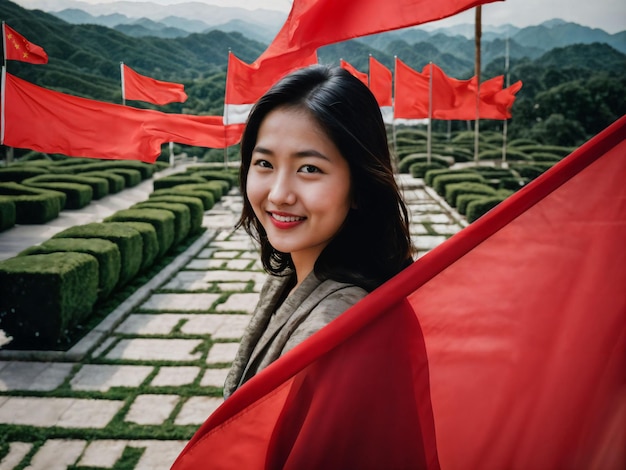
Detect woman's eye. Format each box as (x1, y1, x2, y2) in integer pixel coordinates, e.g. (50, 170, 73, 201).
(299, 164, 322, 174)
(253, 159, 272, 169)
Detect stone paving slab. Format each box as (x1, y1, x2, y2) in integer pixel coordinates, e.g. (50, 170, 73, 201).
(125, 394, 179, 425)
(206, 342, 240, 364)
(174, 396, 223, 426)
(151, 366, 201, 387)
(70, 364, 153, 391)
(179, 314, 250, 339)
(105, 339, 203, 362)
(115, 314, 188, 335)
(0, 397, 123, 428)
(0, 442, 33, 470)
(200, 368, 230, 388)
(161, 270, 266, 290)
(0, 361, 74, 391)
(215, 293, 260, 314)
(26, 439, 86, 470)
(78, 440, 127, 468)
(139, 293, 221, 311)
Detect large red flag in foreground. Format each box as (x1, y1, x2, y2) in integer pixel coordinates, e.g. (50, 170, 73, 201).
(121, 63, 188, 105)
(172, 115, 625, 469)
(2, 23, 48, 64)
(1, 72, 243, 162)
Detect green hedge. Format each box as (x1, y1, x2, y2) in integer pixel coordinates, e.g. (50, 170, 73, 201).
(108, 168, 142, 187)
(187, 170, 237, 188)
(153, 175, 206, 190)
(0, 183, 63, 223)
(466, 196, 508, 223)
(110, 221, 159, 271)
(26, 174, 109, 199)
(444, 182, 497, 207)
(409, 162, 447, 178)
(80, 171, 126, 193)
(148, 195, 204, 234)
(398, 153, 450, 173)
(19, 238, 121, 299)
(424, 168, 477, 187)
(150, 188, 215, 210)
(180, 181, 228, 199)
(0, 197, 17, 231)
(0, 252, 98, 348)
(22, 179, 93, 209)
(432, 173, 485, 196)
(53, 222, 143, 286)
(104, 209, 174, 258)
(0, 167, 48, 182)
(133, 202, 190, 245)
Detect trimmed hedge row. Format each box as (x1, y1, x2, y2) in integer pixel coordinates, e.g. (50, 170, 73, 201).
(0, 168, 235, 349)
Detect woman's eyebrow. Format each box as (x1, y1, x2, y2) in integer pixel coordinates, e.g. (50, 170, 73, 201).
(253, 146, 330, 161)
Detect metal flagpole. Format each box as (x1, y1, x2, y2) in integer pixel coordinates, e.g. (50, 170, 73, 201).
(2, 22, 13, 166)
(120, 62, 126, 106)
(391, 56, 398, 173)
(474, 6, 482, 164)
(502, 36, 510, 167)
(427, 62, 433, 164)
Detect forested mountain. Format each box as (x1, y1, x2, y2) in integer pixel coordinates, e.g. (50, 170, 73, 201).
(1, 0, 625, 148)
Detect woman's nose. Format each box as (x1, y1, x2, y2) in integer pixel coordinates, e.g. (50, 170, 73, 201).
(268, 172, 296, 206)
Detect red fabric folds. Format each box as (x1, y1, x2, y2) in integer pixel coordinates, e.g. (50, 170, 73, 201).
(368, 56, 393, 107)
(393, 58, 430, 119)
(171, 116, 625, 468)
(339, 59, 368, 86)
(257, 0, 503, 63)
(122, 63, 187, 105)
(3, 23, 48, 64)
(2, 72, 243, 162)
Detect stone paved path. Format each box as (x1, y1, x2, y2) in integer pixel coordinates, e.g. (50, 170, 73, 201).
(0, 175, 466, 469)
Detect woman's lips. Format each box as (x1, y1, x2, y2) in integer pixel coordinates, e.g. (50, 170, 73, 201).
(268, 211, 306, 229)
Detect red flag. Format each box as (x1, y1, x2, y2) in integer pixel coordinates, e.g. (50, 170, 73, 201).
(339, 59, 368, 86)
(258, 0, 503, 63)
(368, 56, 392, 107)
(172, 116, 626, 469)
(1, 72, 243, 162)
(224, 50, 318, 124)
(425, 63, 477, 120)
(479, 79, 523, 119)
(393, 58, 430, 119)
(3, 23, 48, 64)
(121, 63, 187, 105)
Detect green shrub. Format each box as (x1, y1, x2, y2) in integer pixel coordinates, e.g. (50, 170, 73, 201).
(153, 175, 206, 190)
(150, 188, 215, 210)
(424, 168, 476, 187)
(466, 196, 508, 223)
(0, 197, 16, 231)
(111, 221, 159, 271)
(148, 195, 204, 234)
(398, 153, 450, 173)
(478, 148, 529, 161)
(457, 193, 488, 215)
(0, 167, 48, 182)
(133, 202, 191, 245)
(409, 162, 447, 178)
(188, 170, 237, 188)
(109, 168, 142, 187)
(80, 171, 126, 193)
(444, 182, 497, 207)
(499, 177, 527, 191)
(0, 252, 98, 348)
(19, 238, 121, 299)
(513, 144, 574, 158)
(53, 222, 143, 286)
(0, 183, 63, 223)
(26, 174, 109, 199)
(175, 182, 225, 200)
(432, 173, 484, 196)
(22, 180, 93, 209)
(527, 152, 562, 163)
(511, 163, 554, 180)
(104, 208, 174, 258)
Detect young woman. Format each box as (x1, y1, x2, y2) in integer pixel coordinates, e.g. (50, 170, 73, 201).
(224, 65, 415, 398)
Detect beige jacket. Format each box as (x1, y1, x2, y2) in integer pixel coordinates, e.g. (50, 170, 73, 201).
(223, 271, 368, 398)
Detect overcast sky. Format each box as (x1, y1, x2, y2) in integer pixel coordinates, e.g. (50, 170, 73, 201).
(16, 0, 626, 33)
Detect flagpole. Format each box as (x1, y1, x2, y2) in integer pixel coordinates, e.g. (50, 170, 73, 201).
(427, 62, 433, 164)
(2, 22, 7, 66)
(474, 6, 482, 164)
(120, 62, 126, 105)
(502, 36, 510, 167)
(223, 49, 231, 171)
(390, 56, 398, 174)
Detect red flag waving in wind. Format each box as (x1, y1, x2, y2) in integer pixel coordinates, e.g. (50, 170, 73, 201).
(393, 58, 430, 119)
(339, 59, 368, 86)
(368, 56, 392, 107)
(258, 0, 503, 63)
(2, 23, 48, 64)
(172, 115, 625, 468)
(121, 63, 188, 105)
(1, 72, 243, 162)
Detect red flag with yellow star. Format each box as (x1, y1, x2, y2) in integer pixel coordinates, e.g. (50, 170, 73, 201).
(3, 23, 48, 64)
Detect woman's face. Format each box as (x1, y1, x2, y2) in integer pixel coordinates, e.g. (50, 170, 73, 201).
(246, 106, 352, 275)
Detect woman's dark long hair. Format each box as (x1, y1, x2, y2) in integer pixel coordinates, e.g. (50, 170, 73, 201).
(237, 65, 414, 291)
